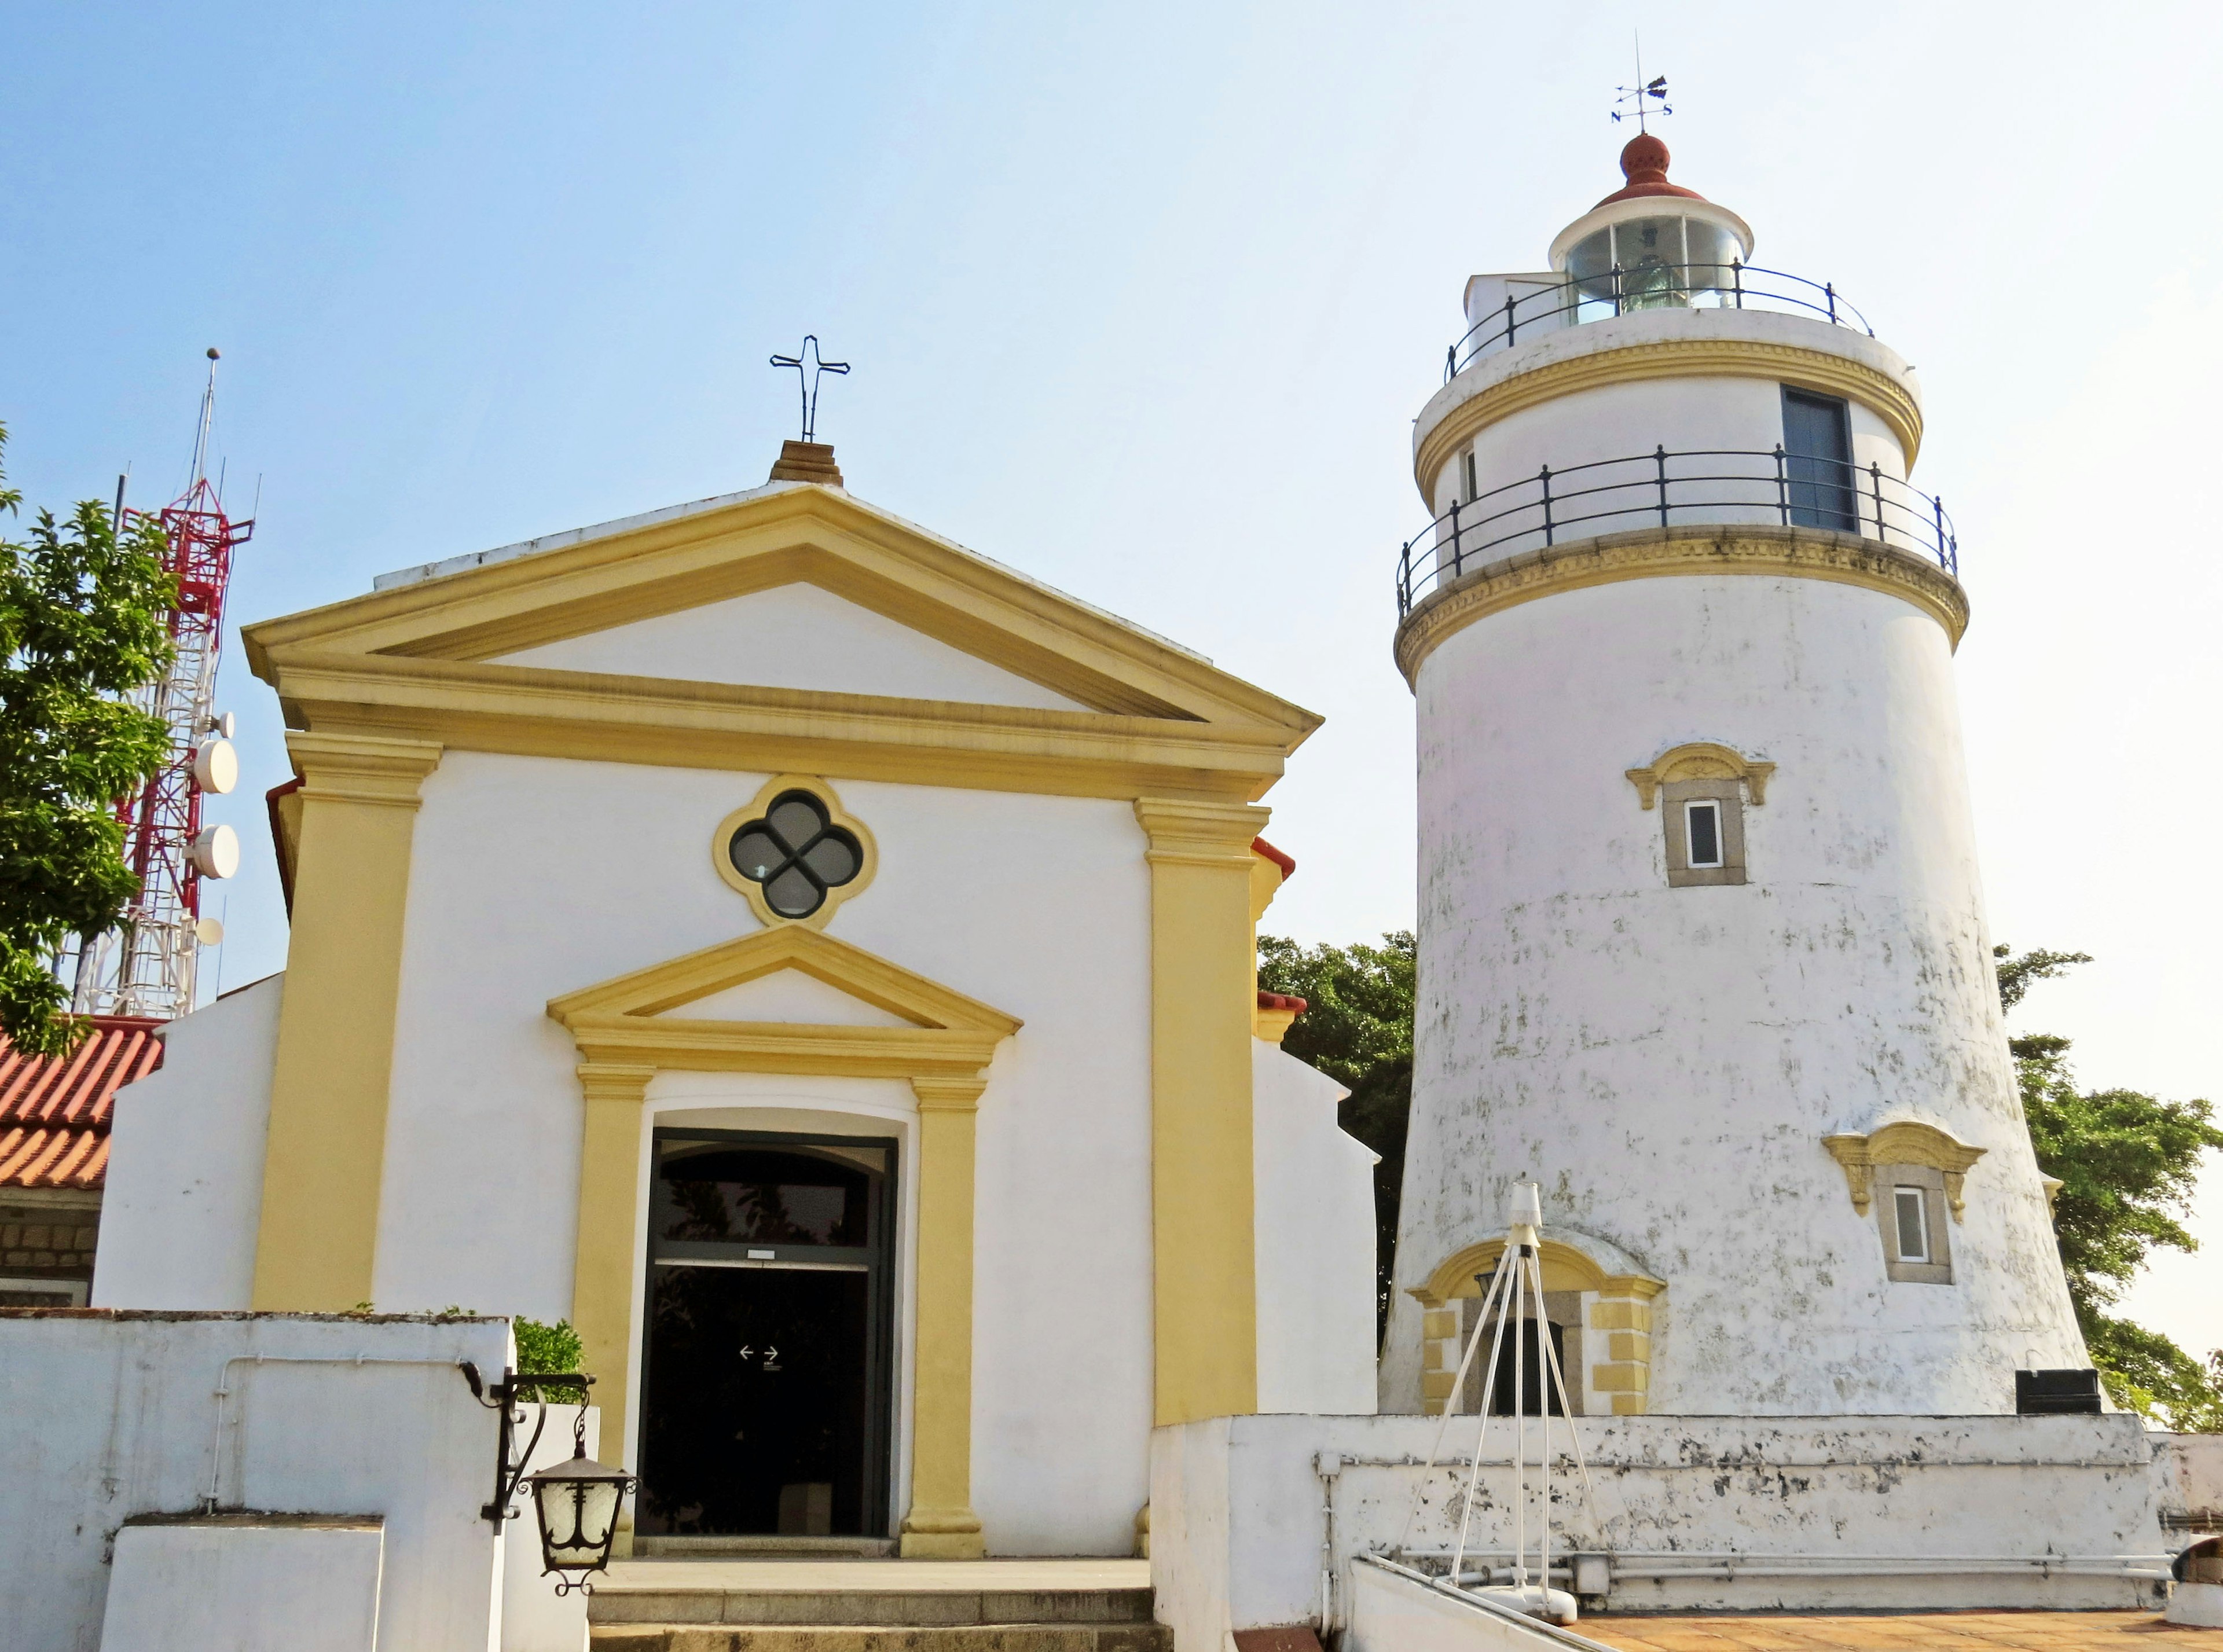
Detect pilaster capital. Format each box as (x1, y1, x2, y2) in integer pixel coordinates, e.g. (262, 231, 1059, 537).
(577, 1062, 657, 1108)
(911, 1073, 989, 1113)
(286, 730, 445, 809)
(1133, 798, 1271, 870)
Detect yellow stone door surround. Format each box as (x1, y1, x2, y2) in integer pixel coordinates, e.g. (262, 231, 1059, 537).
(545, 923, 1021, 1559)
(1410, 1237, 1666, 1416)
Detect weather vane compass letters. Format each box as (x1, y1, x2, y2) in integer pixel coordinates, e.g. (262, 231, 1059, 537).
(770, 335, 850, 443)
(1612, 43, 1670, 130)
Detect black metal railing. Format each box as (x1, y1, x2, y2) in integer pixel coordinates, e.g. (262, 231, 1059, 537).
(1447, 262, 1872, 381)
(1395, 447, 1957, 616)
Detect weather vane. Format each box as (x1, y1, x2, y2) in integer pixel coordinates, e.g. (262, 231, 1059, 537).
(1612, 40, 1670, 131)
(769, 335, 850, 443)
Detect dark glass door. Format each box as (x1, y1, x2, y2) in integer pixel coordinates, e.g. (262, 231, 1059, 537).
(1782, 387, 1858, 531)
(636, 1132, 896, 1537)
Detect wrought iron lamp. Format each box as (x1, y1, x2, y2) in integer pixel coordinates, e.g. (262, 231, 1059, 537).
(526, 1413, 639, 1594)
(461, 1362, 637, 1594)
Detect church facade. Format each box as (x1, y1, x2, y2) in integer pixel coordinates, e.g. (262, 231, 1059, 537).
(93, 447, 1380, 1558)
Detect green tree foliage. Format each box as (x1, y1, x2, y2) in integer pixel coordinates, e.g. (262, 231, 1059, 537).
(515, 1315, 588, 1400)
(2000, 944, 2223, 1431)
(0, 426, 177, 1056)
(1257, 931, 1415, 1335)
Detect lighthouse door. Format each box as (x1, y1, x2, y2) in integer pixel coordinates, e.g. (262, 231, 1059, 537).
(635, 1130, 897, 1539)
(1781, 388, 1858, 532)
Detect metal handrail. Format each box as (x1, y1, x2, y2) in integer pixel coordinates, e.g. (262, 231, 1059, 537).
(1395, 446, 1957, 616)
(1446, 262, 1873, 381)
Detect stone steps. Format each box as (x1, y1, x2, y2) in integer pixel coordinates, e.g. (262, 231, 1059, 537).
(588, 1557, 1166, 1652)
(592, 1628, 1169, 1652)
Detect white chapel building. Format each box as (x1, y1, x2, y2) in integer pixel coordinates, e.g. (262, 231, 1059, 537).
(91, 442, 1381, 1559)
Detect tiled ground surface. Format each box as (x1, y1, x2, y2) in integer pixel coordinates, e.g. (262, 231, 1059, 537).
(1573, 1611, 2218, 1649)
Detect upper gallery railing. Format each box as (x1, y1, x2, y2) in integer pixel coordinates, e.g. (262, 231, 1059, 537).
(1394, 447, 1958, 617)
(1447, 262, 1873, 380)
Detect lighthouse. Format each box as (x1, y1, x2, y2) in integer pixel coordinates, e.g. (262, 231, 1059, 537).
(1380, 131, 2089, 1419)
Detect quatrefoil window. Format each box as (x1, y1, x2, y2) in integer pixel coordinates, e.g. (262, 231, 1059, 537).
(726, 790, 864, 920)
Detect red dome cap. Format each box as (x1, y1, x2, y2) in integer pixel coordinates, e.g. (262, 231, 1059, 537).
(1595, 133, 1707, 207)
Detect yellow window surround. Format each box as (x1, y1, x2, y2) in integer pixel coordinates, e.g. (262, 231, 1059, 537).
(1822, 1121, 1986, 1222)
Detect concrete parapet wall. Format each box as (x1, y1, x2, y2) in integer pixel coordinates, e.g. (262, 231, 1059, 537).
(1151, 1412, 2172, 1648)
(0, 1309, 542, 1652)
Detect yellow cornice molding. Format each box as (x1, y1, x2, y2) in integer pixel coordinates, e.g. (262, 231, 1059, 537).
(1413, 336, 1924, 496)
(1626, 742, 1776, 810)
(1394, 524, 1969, 686)
(244, 485, 1320, 737)
(1824, 1122, 1987, 1222)
(262, 651, 1302, 802)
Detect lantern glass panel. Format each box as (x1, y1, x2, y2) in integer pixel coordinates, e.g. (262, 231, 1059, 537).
(534, 1473, 625, 1567)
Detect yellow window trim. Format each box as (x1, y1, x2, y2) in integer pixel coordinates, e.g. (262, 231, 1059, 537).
(1824, 1122, 1986, 1222)
(710, 774, 879, 933)
(1626, 742, 1776, 810)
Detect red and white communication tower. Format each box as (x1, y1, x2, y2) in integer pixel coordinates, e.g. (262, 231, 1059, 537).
(68, 350, 252, 1020)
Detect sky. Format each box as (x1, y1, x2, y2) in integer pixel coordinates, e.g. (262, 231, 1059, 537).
(5, 3, 2218, 1356)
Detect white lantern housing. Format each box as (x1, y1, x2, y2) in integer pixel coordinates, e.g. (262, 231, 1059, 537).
(525, 1438, 637, 1592)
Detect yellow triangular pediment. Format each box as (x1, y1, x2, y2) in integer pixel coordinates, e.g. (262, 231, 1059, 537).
(546, 925, 1021, 1081)
(245, 482, 1316, 802)
(245, 482, 1315, 732)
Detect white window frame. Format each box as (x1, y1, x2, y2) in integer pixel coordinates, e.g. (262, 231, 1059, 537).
(1683, 799, 1724, 869)
(1894, 1186, 1930, 1262)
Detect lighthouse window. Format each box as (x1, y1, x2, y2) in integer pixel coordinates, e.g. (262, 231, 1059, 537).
(1877, 1165, 1954, 1284)
(1660, 779, 1747, 888)
(1462, 449, 1479, 503)
(1685, 801, 1722, 868)
(1894, 1187, 1929, 1261)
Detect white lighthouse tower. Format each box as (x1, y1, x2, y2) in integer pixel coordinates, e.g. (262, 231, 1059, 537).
(1381, 129, 2088, 1420)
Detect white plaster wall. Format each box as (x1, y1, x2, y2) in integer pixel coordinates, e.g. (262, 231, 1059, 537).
(101, 1521, 384, 1652)
(1253, 1041, 1378, 1415)
(0, 1312, 511, 1652)
(94, 974, 285, 1310)
(491, 583, 1088, 711)
(1153, 1412, 2168, 1641)
(375, 751, 1155, 1555)
(1386, 574, 2086, 1417)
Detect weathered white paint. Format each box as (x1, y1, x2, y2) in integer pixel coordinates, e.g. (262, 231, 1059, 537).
(1253, 1041, 1378, 1415)
(362, 751, 1157, 1554)
(2170, 1581, 2223, 1627)
(1150, 1412, 2170, 1646)
(101, 1520, 385, 1652)
(0, 1312, 511, 1652)
(2155, 1432, 2223, 1521)
(1386, 573, 2088, 1416)
(93, 974, 285, 1310)
(491, 583, 1088, 710)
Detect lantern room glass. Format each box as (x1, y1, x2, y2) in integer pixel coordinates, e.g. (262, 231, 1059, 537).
(1565, 215, 1744, 315)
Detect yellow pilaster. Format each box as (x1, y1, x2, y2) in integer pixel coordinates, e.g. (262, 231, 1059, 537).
(251, 731, 443, 1310)
(1134, 796, 1271, 1426)
(901, 1073, 987, 1558)
(570, 1060, 655, 1554)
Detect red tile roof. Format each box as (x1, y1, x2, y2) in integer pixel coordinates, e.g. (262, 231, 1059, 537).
(0, 1018, 164, 1191)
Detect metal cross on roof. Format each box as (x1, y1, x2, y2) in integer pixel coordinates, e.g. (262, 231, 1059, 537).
(1612, 41, 1671, 131)
(769, 335, 850, 443)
